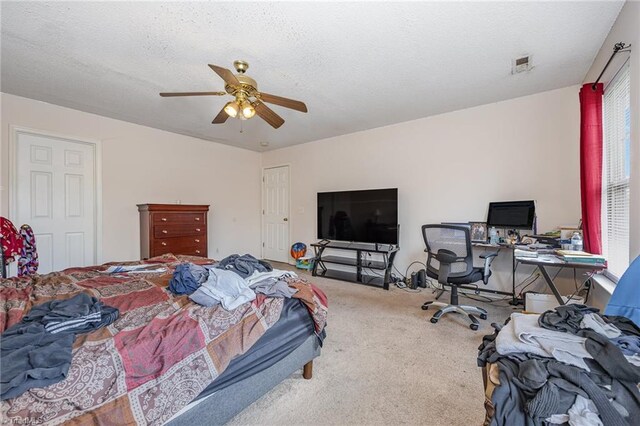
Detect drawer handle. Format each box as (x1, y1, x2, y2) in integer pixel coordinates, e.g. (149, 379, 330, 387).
(162, 230, 168, 234)
(196, 250, 201, 254)
(161, 242, 167, 246)
(195, 239, 200, 243)
(196, 228, 201, 232)
(195, 217, 200, 221)
(161, 218, 167, 222)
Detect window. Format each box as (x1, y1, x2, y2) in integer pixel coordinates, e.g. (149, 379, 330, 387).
(602, 61, 631, 280)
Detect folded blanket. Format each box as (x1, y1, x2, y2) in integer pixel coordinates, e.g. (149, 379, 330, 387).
(496, 313, 592, 370)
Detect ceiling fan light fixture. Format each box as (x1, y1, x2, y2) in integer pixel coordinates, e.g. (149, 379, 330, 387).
(241, 100, 256, 119)
(160, 61, 308, 129)
(224, 101, 239, 118)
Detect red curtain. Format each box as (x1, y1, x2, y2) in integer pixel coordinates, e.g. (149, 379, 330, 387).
(579, 83, 603, 254)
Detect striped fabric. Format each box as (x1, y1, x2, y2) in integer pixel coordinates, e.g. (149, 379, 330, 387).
(45, 313, 102, 334)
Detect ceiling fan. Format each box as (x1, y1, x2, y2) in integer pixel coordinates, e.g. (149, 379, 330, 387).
(160, 60, 307, 129)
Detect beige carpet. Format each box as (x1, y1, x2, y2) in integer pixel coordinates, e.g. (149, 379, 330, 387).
(228, 266, 516, 425)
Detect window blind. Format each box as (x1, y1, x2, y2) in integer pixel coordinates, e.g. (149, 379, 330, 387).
(602, 62, 631, 280)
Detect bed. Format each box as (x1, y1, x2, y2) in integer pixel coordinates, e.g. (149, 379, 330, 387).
(0, 253, 328, 425)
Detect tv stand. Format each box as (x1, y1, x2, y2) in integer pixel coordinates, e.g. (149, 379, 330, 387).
(311, 241, 399, 290)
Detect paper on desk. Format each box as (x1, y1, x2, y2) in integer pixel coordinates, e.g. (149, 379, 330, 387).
(515, 249, 538, 258)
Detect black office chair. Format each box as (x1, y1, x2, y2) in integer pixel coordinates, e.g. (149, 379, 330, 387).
(421, 224, 498, 330)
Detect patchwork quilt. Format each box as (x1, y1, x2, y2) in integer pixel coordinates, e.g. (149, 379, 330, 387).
(0, 254, 328, 425)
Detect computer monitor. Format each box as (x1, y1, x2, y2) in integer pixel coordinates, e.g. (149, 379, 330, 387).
(486, 200, 536, 229)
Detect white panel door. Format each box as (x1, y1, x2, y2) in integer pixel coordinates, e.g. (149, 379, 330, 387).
(262, 166, 290, 263)
(15, 131, 96, 273)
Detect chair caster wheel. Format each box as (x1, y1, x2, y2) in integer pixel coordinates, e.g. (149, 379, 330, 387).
(430, 318, 438, 324)
(421, 305, 429, 311)
(470, 323, 479, 331)
(480, 314, 488, 320)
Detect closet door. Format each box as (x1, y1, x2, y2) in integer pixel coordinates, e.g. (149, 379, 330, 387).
(15, 130, 97, 273)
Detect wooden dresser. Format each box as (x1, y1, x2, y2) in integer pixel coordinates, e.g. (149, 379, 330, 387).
(137, 204, 209, 259)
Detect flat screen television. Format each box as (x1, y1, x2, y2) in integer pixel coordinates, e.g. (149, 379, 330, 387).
(317, 188, 399, 244)
(486, 200, 536, 229)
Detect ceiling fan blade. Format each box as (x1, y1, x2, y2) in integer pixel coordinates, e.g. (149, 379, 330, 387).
(159, 91, 226, 97)
(254, 101, 285, 129)
(208, 64, 240, 87)
(258, 92, 308, 113)
(212, 107, 229, 124)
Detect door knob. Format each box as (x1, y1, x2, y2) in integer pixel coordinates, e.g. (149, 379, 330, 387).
(195, 217, 200, 221)
(195, 239, 200, 243)
(161, 218, 167, 222)
(283, 218, 288, 221)
(162, 230, 168, 234)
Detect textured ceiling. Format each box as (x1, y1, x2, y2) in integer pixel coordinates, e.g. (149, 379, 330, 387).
(1, 1, 623, 151)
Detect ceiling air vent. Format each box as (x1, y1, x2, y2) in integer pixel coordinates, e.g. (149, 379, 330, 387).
(512, 55, 533, 74)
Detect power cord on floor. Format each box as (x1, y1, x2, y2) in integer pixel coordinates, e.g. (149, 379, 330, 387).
(389, 261, 430, 292)
(394, 280, 423, 292)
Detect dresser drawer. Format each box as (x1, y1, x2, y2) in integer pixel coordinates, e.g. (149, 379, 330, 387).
(153, 224, 205, 238)
(153, 212, 206, 225)
(153, 236, 207, 257)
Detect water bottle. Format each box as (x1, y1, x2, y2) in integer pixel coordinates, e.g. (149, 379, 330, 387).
(571, 232, 583, 252)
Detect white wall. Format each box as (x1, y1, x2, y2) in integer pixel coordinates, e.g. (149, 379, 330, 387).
(262, 86, 582, 295)
(1, 85, 588, 297)
(583, 0, 640, 262)
(0, 93, 262, 263)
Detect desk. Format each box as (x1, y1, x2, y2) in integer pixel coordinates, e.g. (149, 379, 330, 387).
(472, 243, 606, 306)
(514, 256, 606, 305)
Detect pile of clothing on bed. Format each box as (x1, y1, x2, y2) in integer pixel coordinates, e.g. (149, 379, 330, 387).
(1, 293, 119, 400)
(478, 304, 640, 426)
(169, 254, 299, 310)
